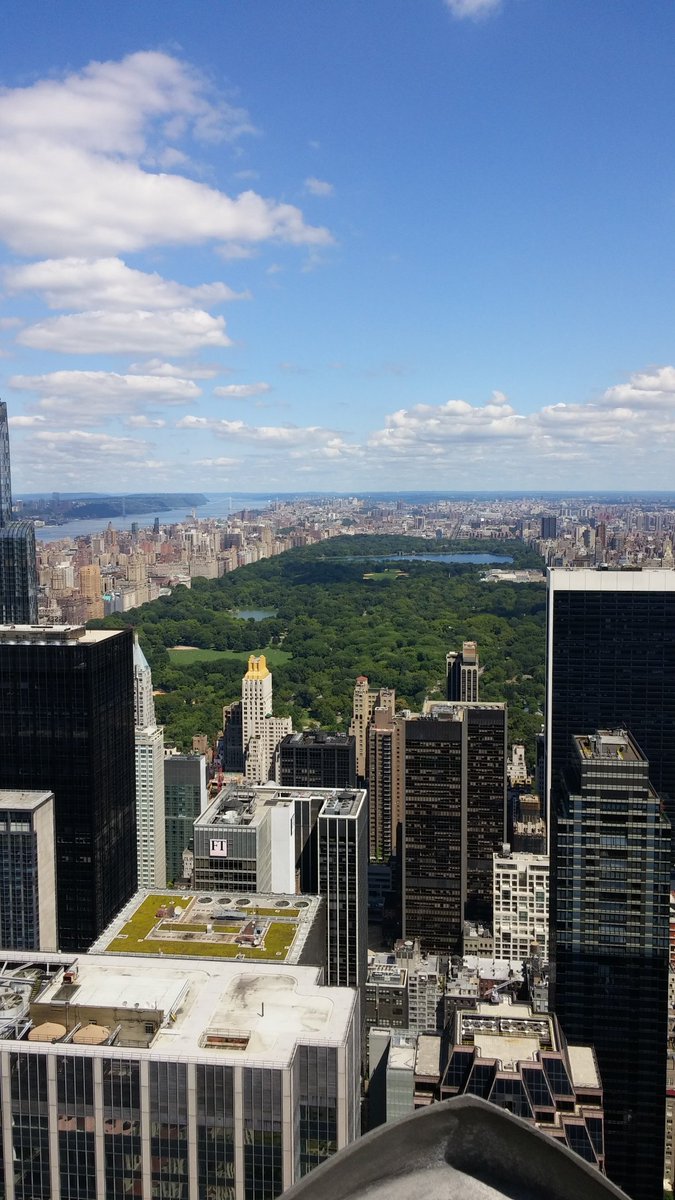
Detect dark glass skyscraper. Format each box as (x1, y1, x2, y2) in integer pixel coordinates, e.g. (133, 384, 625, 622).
(546, 569, 675, 838)
(403, 702, 506, 953)
(550, 730, 670, 1200)
(0, 400, 38, 623)
(0, 625, 137, 950)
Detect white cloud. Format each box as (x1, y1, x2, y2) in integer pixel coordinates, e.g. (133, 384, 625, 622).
(305, 177, 334, 197)
(8, 414, 46, 427)
(0, 52, 332, 256)
(125, 415, 167, 428)
(176, 412, 360, 457)
(128, 359, 221, 379)
(4, 257, 247, 310)
(214, 382, 271, 398)
(444, 0, 502, 18)
(194, 456, 238, 467)
(29, 429, 151, 459)
(10, 369, 199, 425)
(369, 390, 527, 458)
(17, 309, 231, 355)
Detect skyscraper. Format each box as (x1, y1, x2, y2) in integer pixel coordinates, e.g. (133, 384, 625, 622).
(546, 568, 675, 839)
(242, 654, 292, 783)
(368, 706, 405, 861)
(279, 731, 357, 789)
(133, 635, 166, 889)
(164, 752, 207, 883)
(349, 676, 395, 781)
(0, 399, 13, 526)
(318, 789, 368, 989)
(0, 789, 57, 950)
(403, 703, 506, 953)
(550, 730, 670, 1200)
(0, 624, 137, 950)
(446, 641, 480, 702)
(0, 400, 38, 624)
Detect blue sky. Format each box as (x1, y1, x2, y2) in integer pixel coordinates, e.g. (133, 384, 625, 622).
(1, 0, 675, 493)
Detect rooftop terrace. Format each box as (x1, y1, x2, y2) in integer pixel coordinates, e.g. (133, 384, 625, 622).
(91, 889, 322, 965)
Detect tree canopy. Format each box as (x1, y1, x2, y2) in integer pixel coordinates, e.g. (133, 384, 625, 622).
(91, 537, 546, 754)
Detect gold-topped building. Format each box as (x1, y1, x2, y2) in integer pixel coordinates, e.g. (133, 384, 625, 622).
(241, 654, 292, 784)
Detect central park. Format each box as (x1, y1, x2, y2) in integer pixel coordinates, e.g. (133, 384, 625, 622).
(93, 535, 546, 753)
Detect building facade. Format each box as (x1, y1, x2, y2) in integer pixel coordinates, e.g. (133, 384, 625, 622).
(0, 401, 38, 624)
(318, 790, 369, 990)
(164, 753, 207, 884)
(446, 641, 480, 702)
(349, 676, 395, 782)
(0, 625, 136, 951)
(550, 730, 670, 1200)
(403, 704, 507, 953)
(368, 707, 405, 862)
(279, 731, 356, 790)
(242, 655, 292, 784)
(0, 790, 57, 951)
(546, 568, 675, 844)
(133, 636, 166, 889)
(0, 951, 360, 1200)
(440, 1000, 604, 1169)
(492, 847, 549, 961)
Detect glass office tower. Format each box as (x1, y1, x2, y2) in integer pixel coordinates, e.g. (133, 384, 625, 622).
(546, 568, 675, 837)
(0, 402, 38, 624)
(0, 625, 137, 950)
(550, 730, 670, 1200)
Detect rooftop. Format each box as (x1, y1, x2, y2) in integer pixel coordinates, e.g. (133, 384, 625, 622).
(0, 625, 121, 644)
(0, 789, 54, 811)
(574, 729, 643, 763)
(9, 953, 356, 1065)
(282, 731, 355, 748)
(91, 889, 323, 965)
(197, 782, 366, 828)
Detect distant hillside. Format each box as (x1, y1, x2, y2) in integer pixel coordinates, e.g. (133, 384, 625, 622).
(22, 493, 207, 522)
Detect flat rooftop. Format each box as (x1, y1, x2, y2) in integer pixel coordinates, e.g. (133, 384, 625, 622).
(91, 890, 323, 965)
(574, 730, 643, 763)
(0, 625, 121, 644)
(197, 782, 366, 827)
(457, 1001, 556, 1060)
(282, 731, 355, 748)
(0, 789, 53, 811)
(422, 700, 506, 718)
(19, 954, 356, 1064)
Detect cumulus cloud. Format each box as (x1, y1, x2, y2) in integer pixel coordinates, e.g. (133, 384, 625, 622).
(369, 390, 527, 458)
(444, 0, 502, 18)
(10, 369, 199, 425)
(8, 414, 46, 427)
(17, 309, 231, 355)
(126, 415, 167, 428)
(214, 382, 271, 398)
(305, 177, 334, 197)
(4, 257, 247, 310)
(128, 359, 221, 379)
(365, 370, 675, 480)
(0, 51, 332, 256)
(176, 412, 360, 457)
(29, 429, 151, 460)
(194, 456, 238, 467)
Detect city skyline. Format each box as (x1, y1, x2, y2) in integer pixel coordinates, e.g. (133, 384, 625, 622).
(1, 2, 675, 493)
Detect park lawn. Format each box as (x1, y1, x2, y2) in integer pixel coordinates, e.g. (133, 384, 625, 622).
(168, 646, 291, 667)
(362, 569, 407, 581)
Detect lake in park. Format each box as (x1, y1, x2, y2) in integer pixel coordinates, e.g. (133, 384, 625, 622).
(235, 609, 278, 621)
